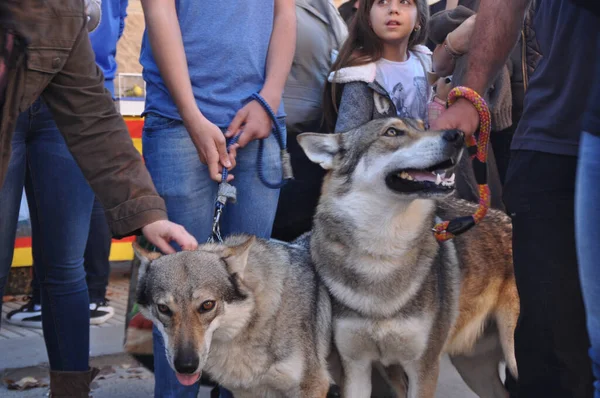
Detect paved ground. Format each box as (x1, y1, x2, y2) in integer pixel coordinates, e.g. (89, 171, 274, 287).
(0, 354, 478, 397)
(1, 266, 483, 397)
(1, 264, 131, 370)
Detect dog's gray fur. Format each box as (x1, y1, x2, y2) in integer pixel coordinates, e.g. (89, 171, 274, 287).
(134, 236, 332, 398)
(298, 118, 518, 398)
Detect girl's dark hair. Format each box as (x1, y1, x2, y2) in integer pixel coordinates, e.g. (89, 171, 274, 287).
(322, 0, 429, 132)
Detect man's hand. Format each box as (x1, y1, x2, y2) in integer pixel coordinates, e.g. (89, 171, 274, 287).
(446, 14, 477, 55)
(186, 115, 238, 182)
(225, 100, 274, 148)
(430, 98, 480, 137)
(141, 220, 198, 254)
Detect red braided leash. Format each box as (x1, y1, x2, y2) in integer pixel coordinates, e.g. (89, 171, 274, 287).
(433, 86, 491, 241)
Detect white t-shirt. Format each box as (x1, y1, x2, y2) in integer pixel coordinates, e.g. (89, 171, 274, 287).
(375, 49, 431, 121)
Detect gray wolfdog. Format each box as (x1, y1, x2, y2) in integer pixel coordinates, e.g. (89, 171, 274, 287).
(133, 236, 331, 398)
(298, 118, 519, 398)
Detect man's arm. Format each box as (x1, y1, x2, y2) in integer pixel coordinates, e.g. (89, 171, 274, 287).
(226, 0, 296, 148)
(42, 16, 196, 252)
(432, 14, 477, 77)
(141, 0, 233, 181)
(431, 0, 531, 135)
(462, 0, 530, 94)
(118, 0, 128, 40)
(432, 44, 456, 77)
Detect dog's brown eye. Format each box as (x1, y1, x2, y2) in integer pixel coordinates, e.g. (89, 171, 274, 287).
(384, 128, 403, 137)
(199, 300, 216, 313)
(157, 304, 171, 315)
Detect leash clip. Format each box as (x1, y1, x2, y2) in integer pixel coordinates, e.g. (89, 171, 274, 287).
(210, 206, 224, 243)
(209, 182, 237, 243)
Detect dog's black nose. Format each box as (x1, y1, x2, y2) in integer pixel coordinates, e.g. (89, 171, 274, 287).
(442, 129, 464, 148)
(174, 352, 200, 374)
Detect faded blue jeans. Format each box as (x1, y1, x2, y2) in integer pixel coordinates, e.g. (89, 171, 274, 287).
(142, 113, 283, 397)
(0, 99, 94, 371)
(576, 131, 600, 398)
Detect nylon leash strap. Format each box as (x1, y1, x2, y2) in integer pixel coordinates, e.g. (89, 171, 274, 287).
(208, 93, 294, 243)
(432, 86, 491, 242)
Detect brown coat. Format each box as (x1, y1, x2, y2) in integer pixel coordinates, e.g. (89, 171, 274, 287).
(0, 0, 167, 237)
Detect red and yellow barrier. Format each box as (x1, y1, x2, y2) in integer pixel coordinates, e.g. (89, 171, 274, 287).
(11, 117, 145, 267)
(126, 116, 144, 153)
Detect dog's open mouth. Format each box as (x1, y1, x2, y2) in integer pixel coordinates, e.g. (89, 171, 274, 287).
(176, 372, 201, 386)
(385, 158, 456, 193)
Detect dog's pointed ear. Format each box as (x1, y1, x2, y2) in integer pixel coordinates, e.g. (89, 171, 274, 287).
(222, 236, 255, 279)
(132, 242, 162, 267)
(297, 133, 341, 170)
(414, 119, 426, 130)
(132, 242, 161, 306)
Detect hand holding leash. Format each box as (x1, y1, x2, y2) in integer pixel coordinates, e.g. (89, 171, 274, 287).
(430, 97, 480, 137)
(226, 100, 273, 148)
(188, 116, 236, 182)
(208, 93, 294, 243)
(433, 86, 491, 241)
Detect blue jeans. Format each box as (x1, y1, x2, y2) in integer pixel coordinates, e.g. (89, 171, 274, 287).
(0, 99, 94, 371)
(30, 195, 112, 304)
(142, 113, 283, 397)
(576, 132, 600, 398)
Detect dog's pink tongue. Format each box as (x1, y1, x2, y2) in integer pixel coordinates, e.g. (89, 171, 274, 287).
(176, 373, 200, 386)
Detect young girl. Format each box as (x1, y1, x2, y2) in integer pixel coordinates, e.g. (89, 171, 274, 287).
(324, 0, 431, 133)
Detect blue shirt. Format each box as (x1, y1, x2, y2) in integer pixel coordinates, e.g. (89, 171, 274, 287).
(89, 0, 128, 97)
(511, 0, 599, 156)
(140, 0, 284, 128)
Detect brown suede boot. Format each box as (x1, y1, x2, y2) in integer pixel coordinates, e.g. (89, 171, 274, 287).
(49, 367, 100, 397)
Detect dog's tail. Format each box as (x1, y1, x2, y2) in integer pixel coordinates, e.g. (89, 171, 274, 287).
(495, 276, 520, 379)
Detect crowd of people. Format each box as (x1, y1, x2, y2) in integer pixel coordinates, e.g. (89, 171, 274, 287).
(0, 0, 598, 397)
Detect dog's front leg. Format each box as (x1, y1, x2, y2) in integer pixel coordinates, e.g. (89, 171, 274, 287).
(404, 361, 440, 398)
(383, 364, 408, 397)
(340, 357, 372, 398)
(299, 379, 331, 398)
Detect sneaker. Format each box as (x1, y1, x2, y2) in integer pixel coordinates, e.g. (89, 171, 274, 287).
(6, 298, 43, 329)
(89, 299, 114, 325)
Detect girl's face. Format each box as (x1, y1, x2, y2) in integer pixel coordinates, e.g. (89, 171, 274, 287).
(369, 0, 419, 45)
